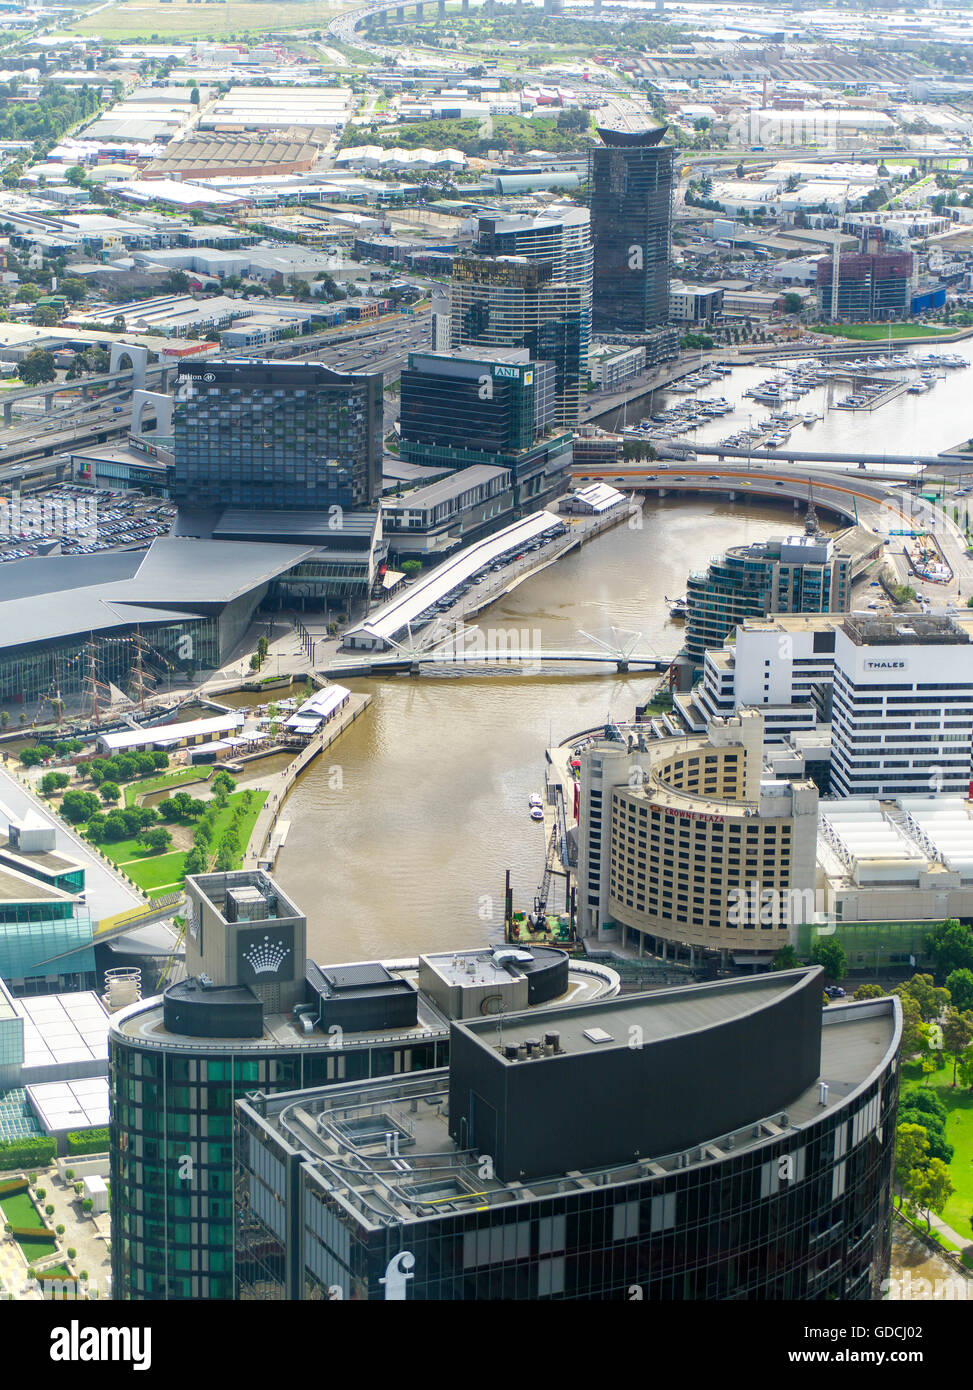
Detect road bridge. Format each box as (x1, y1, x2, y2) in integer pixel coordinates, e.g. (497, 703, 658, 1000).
(651, 442, 963, 469)
(0, 359, 175, 423)
(569, 462, 925, 535)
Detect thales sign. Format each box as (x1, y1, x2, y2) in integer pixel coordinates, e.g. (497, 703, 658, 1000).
(864, 659, 907, 671)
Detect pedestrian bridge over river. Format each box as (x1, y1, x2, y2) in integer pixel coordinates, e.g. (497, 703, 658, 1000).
(325, 625, 668, 676)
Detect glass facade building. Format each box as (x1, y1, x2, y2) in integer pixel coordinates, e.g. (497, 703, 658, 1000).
(816, 253, 913, 322)
(685, 534, 851, 665)
(398, 350, 568, 512)
(109, 869, 617, 1300)
(234, 978, 901, 1301)
(109, 1025, 450, 1300)
(587, 126, 675, 335)
(450, 212, 592, 429)
(171, 360, 384, 513)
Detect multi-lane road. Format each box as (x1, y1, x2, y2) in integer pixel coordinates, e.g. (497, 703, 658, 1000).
(0, 307, 433, 486)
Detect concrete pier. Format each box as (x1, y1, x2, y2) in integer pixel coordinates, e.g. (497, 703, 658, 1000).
(243, 692, 372, 866)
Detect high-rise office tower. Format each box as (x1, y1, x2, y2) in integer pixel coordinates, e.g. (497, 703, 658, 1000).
(398, 348, 569, 511)
(450, 209, 592, 428)
(171, 360, 384, 513)
(235, 969, 901, 1300)
(830, 614, 973, 799)
(587, 123, 674, 334)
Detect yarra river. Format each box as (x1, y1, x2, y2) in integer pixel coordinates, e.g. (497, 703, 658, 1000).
(272, 497, 828, 962)
(270, 336, 973, 961)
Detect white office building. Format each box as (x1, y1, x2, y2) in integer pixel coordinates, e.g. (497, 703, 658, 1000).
(830, 614, 973, 799)
(679, 614, 838, 743)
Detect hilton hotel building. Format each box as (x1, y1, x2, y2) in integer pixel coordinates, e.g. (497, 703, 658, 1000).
(577, 710, 819, 967)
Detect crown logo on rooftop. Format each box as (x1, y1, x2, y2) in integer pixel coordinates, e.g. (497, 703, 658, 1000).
(242, 935, 291, 975)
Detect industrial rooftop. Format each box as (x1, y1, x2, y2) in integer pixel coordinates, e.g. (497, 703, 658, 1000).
(243, 997, 899, 1229)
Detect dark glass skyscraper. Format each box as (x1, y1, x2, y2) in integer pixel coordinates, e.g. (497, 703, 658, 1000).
(398, 349, 569, 511)
(588, 125, 674, 334)
(449, 210, 592, 428)
(171, 360, 384, 513)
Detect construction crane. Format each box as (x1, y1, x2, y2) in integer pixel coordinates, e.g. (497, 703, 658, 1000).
(528, 825, 560, 932)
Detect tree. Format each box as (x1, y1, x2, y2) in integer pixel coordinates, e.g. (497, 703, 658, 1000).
(162, 269, 190, 293)
(138, 826, 172, 853)
(810, 939, 847, 983)
(926, 918, 973, 976)
(212, 771, 236, 797)
(32, 305, 59, 327)
(16, 348, 56, 385)
(958, 1042, 973, 1090)
(19, 747, 44, 767)
(65, 164, 87, 186)
(772, 945, 797, 970)
(894, 1122, 930, 1199)
(100, 811, 129, 842)
(898, 1092, 953, 1163)
(15, 283, 41, 303)
(782, 292, 802, 314)
(946, 968, 973, 1014)
(99, 780, 120, 805)
(40, 771, 70, 796)
(183, 845, 208, 875)
(249, 654, 261, 672)
(910, 1157, 954, 1233)
(895, 974, 950, 1024)
(899, 993, 929, 1056)
(60, 789, 99, 823)
(854, 983, 885, 1000)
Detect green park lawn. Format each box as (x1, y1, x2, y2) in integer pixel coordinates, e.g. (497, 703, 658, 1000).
(115, 851, 187, 892)
(0, 1191, 56, 1258)
(85, 789, 268, 892)
(0, 1190, 45, 1229)
(815, 323, 955, 341)
(901, 1061, 973, 1242)
(123, 767, 211, 808)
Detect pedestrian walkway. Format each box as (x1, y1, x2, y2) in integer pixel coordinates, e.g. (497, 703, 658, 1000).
(243, 692, 371, 866)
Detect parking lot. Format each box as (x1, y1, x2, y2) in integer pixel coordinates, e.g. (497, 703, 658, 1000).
(0, 485, 175, 561)
(406, 523, 570, 630)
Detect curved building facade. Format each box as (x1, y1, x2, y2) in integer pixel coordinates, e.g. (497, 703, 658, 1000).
(578, 711, 819, 961)
(587, 124, 674, 334)
(235, 972, 901, 1300)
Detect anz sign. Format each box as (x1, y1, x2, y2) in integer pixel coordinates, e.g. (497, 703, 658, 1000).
(493, 365, 522, 380)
